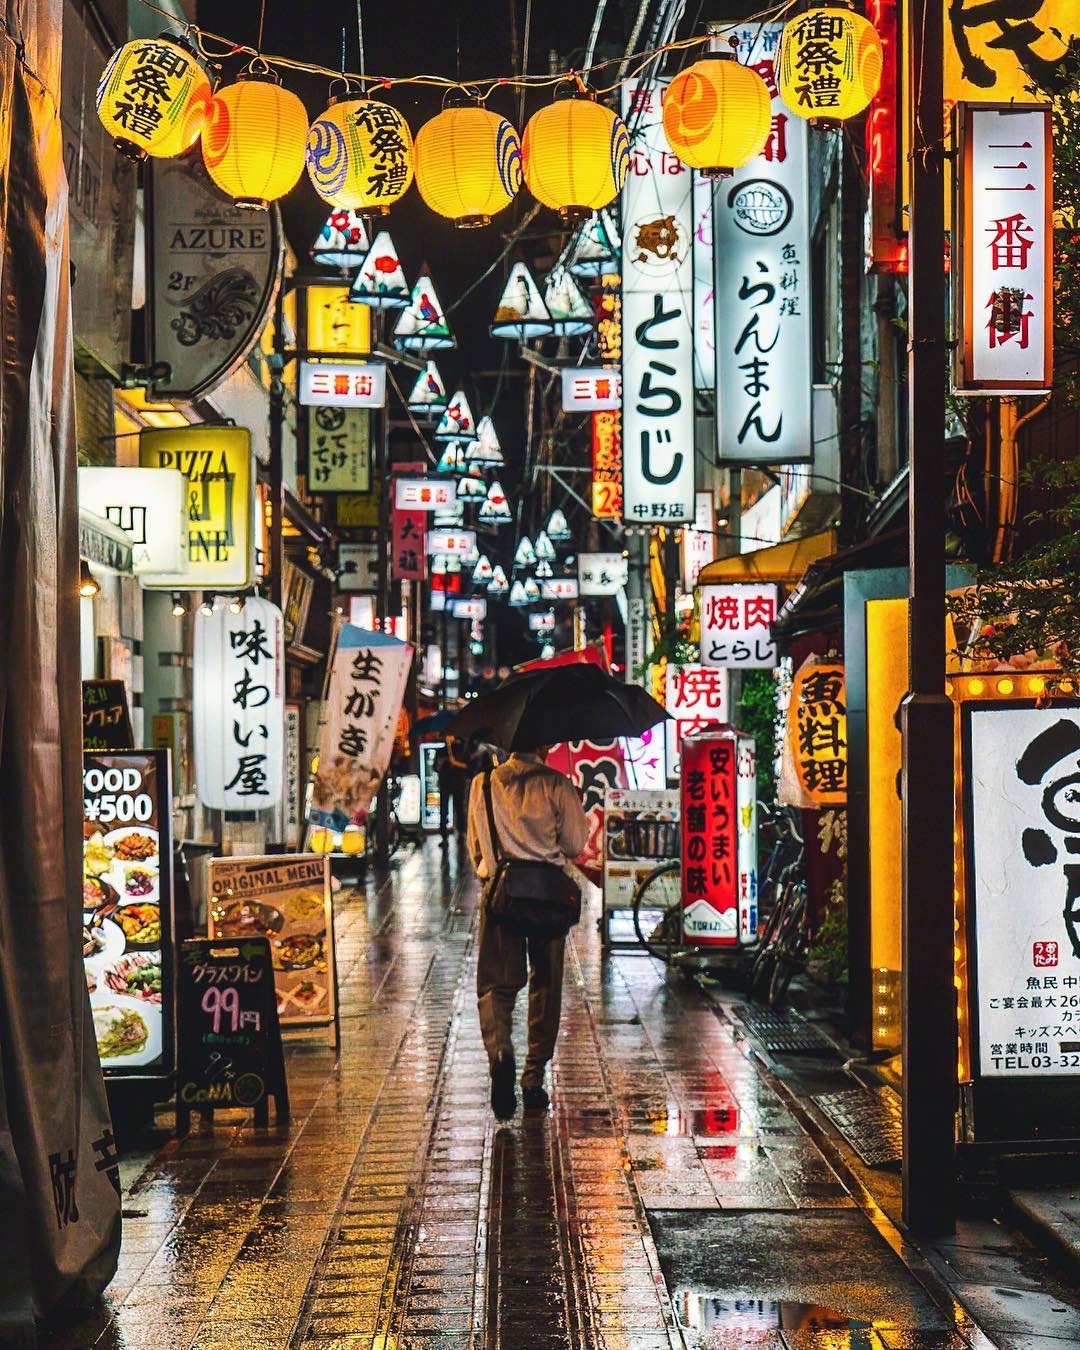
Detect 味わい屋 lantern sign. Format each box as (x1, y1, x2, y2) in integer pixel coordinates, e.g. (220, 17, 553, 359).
(681, 727, 758, 947)
(955, 103, 1052, 394)
(782, 658, 847, 807)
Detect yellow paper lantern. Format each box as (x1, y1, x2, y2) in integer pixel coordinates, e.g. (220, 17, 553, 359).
(96, 37, 211, 161)
(662, 52, 771, 178)
(306, 95, 414, 212)
(202, 73, 309, 209)
(522, 94, 629, 221)
(778, 5, 884, 123)
(414, 105, 521, 228)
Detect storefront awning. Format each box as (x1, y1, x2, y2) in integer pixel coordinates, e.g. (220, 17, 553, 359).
(78, 509, 133, 575)
(696, 528, 838, 588)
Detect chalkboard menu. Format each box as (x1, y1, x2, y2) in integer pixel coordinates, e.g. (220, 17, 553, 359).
(176, 937, 288, 1132)
(82, 750, 174, 1079)
(82, 680, 134, 751)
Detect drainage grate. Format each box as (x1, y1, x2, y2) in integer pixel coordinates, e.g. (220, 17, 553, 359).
(812, 1086, 903, 1166)
(727, 1003, 835, 1054)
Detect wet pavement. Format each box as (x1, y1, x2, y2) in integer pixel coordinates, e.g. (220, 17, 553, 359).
(40, 843, 1080, 1348)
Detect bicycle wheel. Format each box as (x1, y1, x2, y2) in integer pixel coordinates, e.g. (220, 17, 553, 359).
(632, 861, 683, 964)
(768, 884, 810, 1009)
(749, 898, 785, 1001)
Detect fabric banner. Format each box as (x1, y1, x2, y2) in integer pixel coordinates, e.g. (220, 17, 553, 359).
(310, 626, 413, 833)
(0, 7, 121, 1334)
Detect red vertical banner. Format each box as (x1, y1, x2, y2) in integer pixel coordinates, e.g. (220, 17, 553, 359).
(681, 731, 738, 947)
(391, 506, 426, 580)
(864, 0, 906, 273)
(591, 411, 623, 519)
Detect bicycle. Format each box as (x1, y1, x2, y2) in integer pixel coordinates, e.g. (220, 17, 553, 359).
(630, 859, 760, 979)
(748, 809, 809, 1007)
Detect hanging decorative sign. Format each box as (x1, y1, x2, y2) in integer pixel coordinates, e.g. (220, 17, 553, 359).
(299, 359, 387, 408)
(306, 406, 371, 492)
(544, 265, 593, 337)
(284, 702, 303, 849)
(699, 582, 779, 669)
(578, 552, 628, 596)
(311, 209, 369, 269)
(955, 102, 1052, 394)
(434, 389, 477, 441)
(945, 0, 1077, 109)
(394, 477, 455, 510)
(682, 491, 716, 590)
(469, 416, 504, 464)
(715, 24, 813, 465)
(349, 229, 409, 306)
(591, 409, 623, 520)
(487, 564, 510, 594)
(139, 426, 254, 589)
(780, 657, 847, 806)
(490, 261, 553, 339)
(304, 283, 372, 355)
(77, 467, 187, 577)
(309, 626, 412, 833)
(681, 728, 758, 947)
(145, 156, 283, 400)
(193, 597, 285, 811)
(393, 274, 455, 350)
(541, 578, 579, 601)
(561, 367, 622, 412)
(337, 541, 379, 592)
(426, 528, 476, 557)
(478, 480, 512, 524)
(407, 359, 449, 415)
(620, 76, 695, 524)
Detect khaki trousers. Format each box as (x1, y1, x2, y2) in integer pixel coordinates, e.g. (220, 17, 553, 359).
(476, 914, 565, 1090)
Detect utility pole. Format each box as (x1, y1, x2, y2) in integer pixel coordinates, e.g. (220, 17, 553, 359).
(373, 313, 392, 868)
(901, 0, 957, 1235)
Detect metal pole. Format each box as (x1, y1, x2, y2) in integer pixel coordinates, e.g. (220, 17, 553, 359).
(901, 0, 956, 1235)
(268, 284, 287, 612)
(374, 315, 391, 868)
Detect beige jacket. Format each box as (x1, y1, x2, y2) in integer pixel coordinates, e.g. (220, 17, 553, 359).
(466, 753, 589, 879)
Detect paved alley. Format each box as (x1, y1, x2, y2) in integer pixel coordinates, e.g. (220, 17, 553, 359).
(43, 845, 1080, 1349)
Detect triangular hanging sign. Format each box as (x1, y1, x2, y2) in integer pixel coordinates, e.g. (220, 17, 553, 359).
(487, 564, 510, 594)
(434, 390, 478, 441)
(567, 208, 620, 277)
(534, 530, 556, 562)
(490, 261, 554, 340)
(311, 210, 370, 271)
(394, 274, 455, 351)
(514, 536, 537, 569)
(544, 265, 593, 337)
(435, 441, 466, 474)
(349, 230, 409, 307)
(545, 507, 571, 541)
(478, 480, 513, 524)
(535, 558, 554, 579)
(523, 576, 542, 603)
(509, 579, 529, 607)
(472, 554, 494, 584)
(407, 360, 449, 416)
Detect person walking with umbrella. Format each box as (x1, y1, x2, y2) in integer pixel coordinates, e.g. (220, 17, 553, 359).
(466, 744, 588, 1119)
(452, 663, 667, 1120)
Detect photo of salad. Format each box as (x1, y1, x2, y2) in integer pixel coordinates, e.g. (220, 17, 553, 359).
(103, 953, 162, 1003)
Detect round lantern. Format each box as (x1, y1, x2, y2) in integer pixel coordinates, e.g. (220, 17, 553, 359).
(96, 36, 211, 161)
(202, 71, 309, 209)
(778, 5, 883, 124)
(306, 93, 414, 212)
(522, 92, 629, 222)
(662, 51, 771, 178)
(414, 104, 521, 228)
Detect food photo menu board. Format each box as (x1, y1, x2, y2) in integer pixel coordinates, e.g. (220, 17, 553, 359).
(207, 854, 336, 1029)
(82, 750, 175, 1077)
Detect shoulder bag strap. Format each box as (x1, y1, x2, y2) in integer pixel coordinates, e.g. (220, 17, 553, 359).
(482, 769, 504, 863)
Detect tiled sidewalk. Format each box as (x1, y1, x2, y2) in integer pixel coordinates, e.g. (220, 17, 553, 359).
(41, 842, 1023, 1349)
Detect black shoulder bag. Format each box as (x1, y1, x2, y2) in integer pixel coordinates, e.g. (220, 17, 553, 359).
(481, 770, 582, 940)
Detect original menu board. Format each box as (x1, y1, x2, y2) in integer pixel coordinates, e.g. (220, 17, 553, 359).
(602, 789, 681, 911)
(208, 854, 336, 1027)
(82, 750, 174, 1077)
(176, 936, 288, 1131)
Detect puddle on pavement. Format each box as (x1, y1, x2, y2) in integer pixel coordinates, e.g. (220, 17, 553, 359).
(675, 1291, 873, 1332)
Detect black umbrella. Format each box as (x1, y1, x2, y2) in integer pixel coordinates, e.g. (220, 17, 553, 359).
(445, 663, 668, 752)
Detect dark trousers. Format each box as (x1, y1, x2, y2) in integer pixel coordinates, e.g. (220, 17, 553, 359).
(476, 914, 565, 1089)
(439, 771, 467, 833)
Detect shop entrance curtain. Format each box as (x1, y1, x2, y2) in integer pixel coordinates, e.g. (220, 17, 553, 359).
(0, 2, 121, 1339)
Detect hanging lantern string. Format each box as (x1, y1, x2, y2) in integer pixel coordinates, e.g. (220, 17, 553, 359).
(356, 0, 366, 82)
(133, 0, 796, 100)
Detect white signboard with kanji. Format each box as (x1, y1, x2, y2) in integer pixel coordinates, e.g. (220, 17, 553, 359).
(394, 478, 455, 510)
(620, 76, 695, 525)
(561, 368, 622, 411)
(541, 578, 579, 601)
(956, 103, 1052, 393)
(966, 704, 1080, 1078)
(664, 663, 729, 772)
(699, 583, 778, 669)
(299, 359, 387, 408)
(714, 24, 812, 465)
(578, 552, 629, 596)
(426, 528, 476, 557)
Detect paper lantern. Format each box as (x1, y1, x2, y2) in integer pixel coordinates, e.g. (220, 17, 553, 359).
(487, 564, 510, 594)
(568, 209, 620, 277)
(478, 481, 513, 525)
(783, 659, 847, 805)
(522, 94, 629, 221)
(349, 229, 409, 307)
(435, 390, 477, 442)
(778, 6, 883, 123)
(96, 37, 211, 161)
(202, 74, 309, 208)
(394, 275, 455, 350)
(407, 360, 449, 416)
(414, 105, 522, 227)
(491, 261, 553, 339)
(307, 95, 414, 211)
(467, 416, 504, 466)
(311, 210, 370, 270)
(544, 265, 593, 337)
(662, 52, 771, 178)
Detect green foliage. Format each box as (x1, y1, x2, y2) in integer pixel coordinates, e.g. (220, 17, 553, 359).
(736, 669, 780, 806)
(808, 877, 849, 987)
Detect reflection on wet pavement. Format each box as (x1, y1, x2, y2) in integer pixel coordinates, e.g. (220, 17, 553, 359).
(36, 842, 1080, 1348)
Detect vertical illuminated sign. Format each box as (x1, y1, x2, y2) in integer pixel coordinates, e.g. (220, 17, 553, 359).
(620, 77, 695, 524)
(714, 23, 812, 466)
(681, 728, 757, 946)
